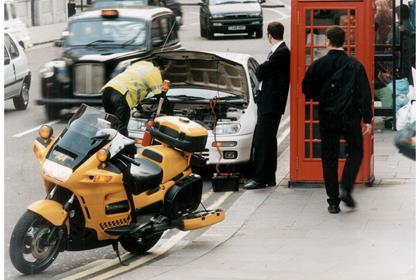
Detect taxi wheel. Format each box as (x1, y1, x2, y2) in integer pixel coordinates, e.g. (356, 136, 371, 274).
(45, 105, 61, 121)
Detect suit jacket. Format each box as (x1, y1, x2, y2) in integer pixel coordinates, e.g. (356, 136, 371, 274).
(255, 42, 290, 115)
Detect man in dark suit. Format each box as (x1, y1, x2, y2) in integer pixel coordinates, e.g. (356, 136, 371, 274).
(244, 22, 290, 190)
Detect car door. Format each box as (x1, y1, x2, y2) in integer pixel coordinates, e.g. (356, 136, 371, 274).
(4, 34, 26, 98)
(4, 45, 15, 100)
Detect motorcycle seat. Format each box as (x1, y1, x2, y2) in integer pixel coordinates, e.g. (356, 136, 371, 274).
(130, 158, 163, 195)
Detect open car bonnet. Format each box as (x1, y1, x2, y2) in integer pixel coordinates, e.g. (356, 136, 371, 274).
(151, 51, 249, 102)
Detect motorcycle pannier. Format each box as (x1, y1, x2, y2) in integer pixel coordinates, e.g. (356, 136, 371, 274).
(151, 116, 208, 153)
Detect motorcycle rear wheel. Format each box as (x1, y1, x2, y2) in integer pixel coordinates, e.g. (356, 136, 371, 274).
(119, 232, 163, 255)
(9, 211, 62, 274)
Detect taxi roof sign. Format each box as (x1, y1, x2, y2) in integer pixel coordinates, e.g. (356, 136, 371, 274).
(101, 9, 119, 18)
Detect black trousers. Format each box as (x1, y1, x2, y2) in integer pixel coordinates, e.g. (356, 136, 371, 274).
(102, 87, 131, 137)
(319, 118, 364, 206)
(252, 112, 282, 184)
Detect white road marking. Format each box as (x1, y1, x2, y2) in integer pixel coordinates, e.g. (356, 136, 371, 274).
(63, 191, 232, 280)
(277, 127, 290, 148)
(12, 120, 60, 138)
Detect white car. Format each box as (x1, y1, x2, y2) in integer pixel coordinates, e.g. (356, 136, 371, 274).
(4, 32, 31, 110)
(4, 0, 32, 49)
(128, 50, 259, 171)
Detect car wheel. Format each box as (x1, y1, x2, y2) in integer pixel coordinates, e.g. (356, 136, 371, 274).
(200, 24, 205, 37)
(13, 78, 30, 110)
(256, 28, 263, 39)
(45, 104, 61, 120)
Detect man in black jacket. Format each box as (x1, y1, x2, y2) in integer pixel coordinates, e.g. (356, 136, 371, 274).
(302, 26, 372, 213)
(244, 22, 290, 190)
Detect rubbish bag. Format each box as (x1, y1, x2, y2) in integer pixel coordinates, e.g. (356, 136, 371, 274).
(394, 122, 416, 160)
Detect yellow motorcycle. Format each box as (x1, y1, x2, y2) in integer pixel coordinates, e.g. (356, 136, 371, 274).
(9, 104, 224, 274)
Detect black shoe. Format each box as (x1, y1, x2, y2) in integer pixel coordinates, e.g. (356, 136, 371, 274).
(328, 204, 341, 214)
(243, 179, 266, 190)
(267, 180, 277, 187)
(339, 191, 356, 208)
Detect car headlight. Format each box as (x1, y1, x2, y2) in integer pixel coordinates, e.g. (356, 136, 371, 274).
(40, 60, 69, 82)
(214, 123, 241, 135)
(248, 12, 262, 17)
(211, 13, 224, 19)
(128, 118, 148, 132)
(111, 60, 132, 79)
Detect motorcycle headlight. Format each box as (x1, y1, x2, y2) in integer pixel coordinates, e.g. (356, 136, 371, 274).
(214, 123, 241, 135)
(111, 60, 132, 79)
(43, 159, 72, 182)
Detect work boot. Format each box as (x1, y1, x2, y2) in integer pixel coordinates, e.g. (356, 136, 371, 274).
(339, 190, 356, 208)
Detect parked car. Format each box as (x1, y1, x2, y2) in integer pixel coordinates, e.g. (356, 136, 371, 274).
(128, 50, 259, 170)
(199, 0, 264, 40)
(4, 32, 31, 110)
(91, 0, 183, 25)
(37, 7, 182, 120)
(4, 0, 32, 49)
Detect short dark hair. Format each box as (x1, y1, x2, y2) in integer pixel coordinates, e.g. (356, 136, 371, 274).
(267, 22, 284, 40)
(326, 26, 345, 47)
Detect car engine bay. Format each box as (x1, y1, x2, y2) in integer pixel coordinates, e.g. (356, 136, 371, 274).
(137, 101, 245, 130)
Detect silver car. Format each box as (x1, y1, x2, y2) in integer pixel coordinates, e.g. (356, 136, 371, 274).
(4, 32, 31, 110)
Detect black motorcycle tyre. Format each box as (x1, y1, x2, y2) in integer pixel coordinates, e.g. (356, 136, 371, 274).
(119, 232, 163, 255)
(9, 211, 62, 274)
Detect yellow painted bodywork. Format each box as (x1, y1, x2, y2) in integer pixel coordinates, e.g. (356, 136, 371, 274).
(28, 200, 68, 226)
(154, 116, 208, 137)
(139, 145, 190, 182)
(182, 210, 225, 231)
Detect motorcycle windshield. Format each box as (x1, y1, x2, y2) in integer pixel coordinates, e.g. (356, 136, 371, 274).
(47, 105, 120, 169)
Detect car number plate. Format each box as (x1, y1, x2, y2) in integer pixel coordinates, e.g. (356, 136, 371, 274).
(228, 26, 246, 31)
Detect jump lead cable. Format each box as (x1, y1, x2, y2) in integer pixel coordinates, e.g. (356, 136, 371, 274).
(210, 97, 222, 175)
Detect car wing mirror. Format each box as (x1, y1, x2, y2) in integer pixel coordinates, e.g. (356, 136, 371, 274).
(152, 38, 164, 47)
(4, 57, 10, 65)
(54, 38, 64, 47)
(259, 0, 265, 3)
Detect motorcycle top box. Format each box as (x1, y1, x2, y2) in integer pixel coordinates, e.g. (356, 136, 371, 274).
(151, 116, 208, 152)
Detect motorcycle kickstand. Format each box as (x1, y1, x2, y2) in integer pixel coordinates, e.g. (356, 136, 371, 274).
(112, 242, 129, 266)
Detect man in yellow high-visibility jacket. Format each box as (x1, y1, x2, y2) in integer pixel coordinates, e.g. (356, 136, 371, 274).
(101, 60, 163, 136)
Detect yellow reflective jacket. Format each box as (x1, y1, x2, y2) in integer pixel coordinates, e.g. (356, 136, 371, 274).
(101, 61, 163, 109)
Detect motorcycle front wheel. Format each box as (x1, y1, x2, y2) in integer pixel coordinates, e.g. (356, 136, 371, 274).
(9, 211, 62, 274)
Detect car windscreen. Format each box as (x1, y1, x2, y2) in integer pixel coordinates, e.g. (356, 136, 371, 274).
(209, 0, 258, 4)
(93, 0, 147, 8)
(66, 18, 147, 47)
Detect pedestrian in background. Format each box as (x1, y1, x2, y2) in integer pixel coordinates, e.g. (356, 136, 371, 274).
(302, 26, 372, 213)
(244, 21, 290, 190)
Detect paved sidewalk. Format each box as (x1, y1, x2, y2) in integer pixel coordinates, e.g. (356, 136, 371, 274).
(116, 123, 415, 280)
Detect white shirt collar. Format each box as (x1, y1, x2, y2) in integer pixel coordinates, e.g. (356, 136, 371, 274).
(271, 41, 283, 53)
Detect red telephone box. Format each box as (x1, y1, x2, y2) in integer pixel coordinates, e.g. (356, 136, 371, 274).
(289, 0, 375, 186)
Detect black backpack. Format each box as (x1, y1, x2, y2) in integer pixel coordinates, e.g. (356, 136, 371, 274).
(319, 61, 357, 123)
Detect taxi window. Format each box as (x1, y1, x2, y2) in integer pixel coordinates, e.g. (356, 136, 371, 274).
(151, 19, 162, 45)
(66, 18, 147, 47)
(4, 34, 20, 59)
(4, 4, 9, 21)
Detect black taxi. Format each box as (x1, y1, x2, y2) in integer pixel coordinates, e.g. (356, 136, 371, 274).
(37, 7, 182, 120)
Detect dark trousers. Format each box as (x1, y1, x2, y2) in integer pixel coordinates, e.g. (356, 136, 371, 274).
(319, 118, 364, 206)
(252, 112, 282, 184)
(102, 88, 131, 137)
